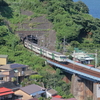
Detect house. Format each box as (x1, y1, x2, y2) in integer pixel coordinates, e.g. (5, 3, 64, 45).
(51, 97, 77, 100)
(0, 74, 9, 84)
(0, 81, 20, 91)
(46, 88, 57, 98)
(0, 63, 37, 83)
(14, 84, 46, 100)
(0, 87, 14, 100)
(72, 52, 94, 64)
(0, 55, 8, 65)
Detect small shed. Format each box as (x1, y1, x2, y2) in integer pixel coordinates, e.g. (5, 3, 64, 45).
(46, 88, 57, 98)
(0, 55, 8, 65)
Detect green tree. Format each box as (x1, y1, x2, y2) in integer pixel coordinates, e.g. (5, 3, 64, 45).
(93, 29, 100, 43)
(74, 1, 89, 13)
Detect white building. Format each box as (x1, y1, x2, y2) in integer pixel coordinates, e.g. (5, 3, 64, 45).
(46, 88, 57, 98)
(72, 52, 94, 64)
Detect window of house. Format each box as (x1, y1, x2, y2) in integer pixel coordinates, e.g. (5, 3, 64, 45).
(22, 68, 26, 71)
(8, 94, 12, 98)
(0, 77, 3, 80)
(14, 69, 18, 73)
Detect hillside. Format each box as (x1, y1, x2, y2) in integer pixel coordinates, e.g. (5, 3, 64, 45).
(1, 0, 100, 64)
(1, 0, 100, 99)
(15, 10, 56, 50)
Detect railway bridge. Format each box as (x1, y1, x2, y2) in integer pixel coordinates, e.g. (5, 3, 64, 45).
(47, 59, 100, 100)
(20, 33, 100, 100)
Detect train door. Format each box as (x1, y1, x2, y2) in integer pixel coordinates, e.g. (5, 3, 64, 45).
(52, 53, 55, 60)
(40, 49, 42, 55)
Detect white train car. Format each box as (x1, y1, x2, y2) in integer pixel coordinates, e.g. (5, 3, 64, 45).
(24, 39, 67, 62)
(52, 51, 67, 62)
(41, 47, 48, 57)
(31, 43, 37, 51)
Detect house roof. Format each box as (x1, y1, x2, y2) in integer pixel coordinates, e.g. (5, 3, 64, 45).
(20, 84, 45, 95)
(47, 89, 57, 95)
(15, 98, 38, 100)
(87, 65, 94, 67)
(0, 74, 6, 77)
(0, 63, 28, 70)
(29, 98, 38, 100)
(0, 87, 14, 96)
(0, 81, 20, 90)
(0, 55, 8, 58)
(51, 97, 77, 100)
(52, 95, 62, 98)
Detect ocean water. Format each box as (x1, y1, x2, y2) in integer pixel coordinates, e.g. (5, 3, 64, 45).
(73, 0, 100, 19)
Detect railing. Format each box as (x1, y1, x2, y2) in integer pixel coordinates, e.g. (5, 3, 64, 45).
(24, 70, 37, 76)
(0, 81, 5, 84)
(14, 70, 37, 76)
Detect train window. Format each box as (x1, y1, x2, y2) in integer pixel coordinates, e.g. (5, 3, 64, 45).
(28, 44, 31, 46)
(48, 53, 52, 56)
(37, 49, 40, 51)
(43, 51, 46, 53)
(32, 47, 36, 49)
(60, 56, 67, 59)
(54, 56, 58, 58)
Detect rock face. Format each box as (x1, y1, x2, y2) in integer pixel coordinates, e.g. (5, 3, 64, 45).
(71, 74, 93, 100)
(16, 10, 56, 51)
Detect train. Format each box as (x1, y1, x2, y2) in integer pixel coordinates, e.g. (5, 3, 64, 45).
(23, 35, 98, 73)
(24, 39, 67, 62)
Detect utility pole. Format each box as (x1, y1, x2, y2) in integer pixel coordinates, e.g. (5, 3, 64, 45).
(73, 50, 75, 70)
(63, 36, 66, 54)
(95, 50, 97, 68)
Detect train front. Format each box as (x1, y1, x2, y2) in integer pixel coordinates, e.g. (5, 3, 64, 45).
(59, 55, 67, 62)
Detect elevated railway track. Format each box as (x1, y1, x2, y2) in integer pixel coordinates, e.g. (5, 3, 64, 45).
(21, 34, 100, 82)
(47, 59, 100, 82)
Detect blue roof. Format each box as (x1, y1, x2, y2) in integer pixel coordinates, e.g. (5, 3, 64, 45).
(30, 90, 45, 96)
(10, 64, 27, 69)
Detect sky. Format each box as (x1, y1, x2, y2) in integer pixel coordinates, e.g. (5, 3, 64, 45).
(73, 0, 100, 19)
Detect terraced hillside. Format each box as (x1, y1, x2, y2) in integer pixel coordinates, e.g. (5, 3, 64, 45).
(16, 10, 56, 50)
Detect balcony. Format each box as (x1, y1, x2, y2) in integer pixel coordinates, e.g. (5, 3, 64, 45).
(0, 80, 6, 84)
(24, 70, 37, 76)
(14, 70, 37, 77)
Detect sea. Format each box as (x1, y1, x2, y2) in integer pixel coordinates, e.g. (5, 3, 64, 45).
(73, 0, 100, 19)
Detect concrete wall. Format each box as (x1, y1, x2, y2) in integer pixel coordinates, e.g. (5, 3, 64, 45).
(0, 58, 7, 65)
(50, 64, 97, 100)
(46, 92, 52, 98)
(93, 83, 100, 100)
(63, 72, 72, 83)
(71, 74, 93, 100)
(15, 90, 33, 100)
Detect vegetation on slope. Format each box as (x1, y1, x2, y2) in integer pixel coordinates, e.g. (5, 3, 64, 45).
(0, 0, 74, 99)
(14, 0, 100, 65)
(0, 0, 100, 99)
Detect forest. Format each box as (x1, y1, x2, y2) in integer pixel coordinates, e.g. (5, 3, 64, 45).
(0, 0, 99, 99)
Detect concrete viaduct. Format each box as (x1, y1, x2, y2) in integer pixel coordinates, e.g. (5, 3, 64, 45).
(47, 59, 100, 100)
